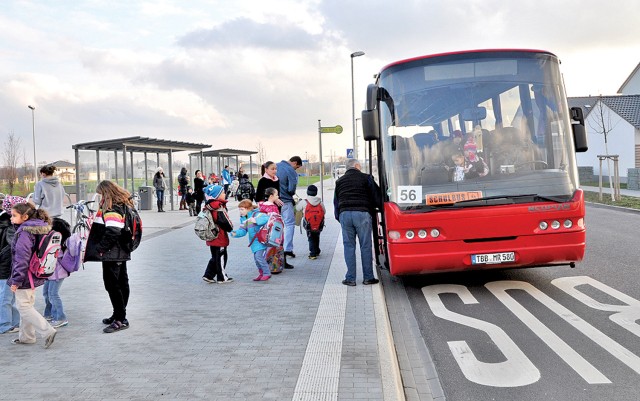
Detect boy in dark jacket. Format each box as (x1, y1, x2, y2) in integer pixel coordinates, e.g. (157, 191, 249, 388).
(185, 186, 197, 216)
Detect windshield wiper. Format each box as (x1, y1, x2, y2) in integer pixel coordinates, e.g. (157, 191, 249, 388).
(453, 193, 568, 206)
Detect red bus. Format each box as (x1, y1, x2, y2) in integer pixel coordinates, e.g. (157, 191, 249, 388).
(361, 49, 588, 275)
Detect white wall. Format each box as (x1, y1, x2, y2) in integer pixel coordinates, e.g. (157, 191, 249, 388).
(620, 71, 640, 95)
(576, 102, 634, 178)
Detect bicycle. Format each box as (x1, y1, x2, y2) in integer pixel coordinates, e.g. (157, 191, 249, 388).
(66, 200, 97, 238)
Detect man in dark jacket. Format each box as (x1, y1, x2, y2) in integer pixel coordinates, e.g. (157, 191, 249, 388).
(334, 159, 381, 286)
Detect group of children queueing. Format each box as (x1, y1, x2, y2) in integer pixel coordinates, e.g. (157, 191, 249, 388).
(199, 183, 325, 284)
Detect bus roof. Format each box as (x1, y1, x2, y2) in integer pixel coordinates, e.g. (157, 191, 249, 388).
(380, 49, 557, 74)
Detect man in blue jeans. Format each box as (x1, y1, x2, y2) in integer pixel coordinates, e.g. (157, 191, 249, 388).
(334, 158, 381, 286)
(277, 156, 303, 269)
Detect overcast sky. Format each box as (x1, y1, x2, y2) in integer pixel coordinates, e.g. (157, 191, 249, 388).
(1, 0, 639, 168)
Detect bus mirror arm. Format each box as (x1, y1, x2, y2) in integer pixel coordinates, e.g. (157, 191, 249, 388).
(570, 107, 588, 152)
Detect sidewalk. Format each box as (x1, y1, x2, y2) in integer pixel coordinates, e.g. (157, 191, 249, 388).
(581, 185, 640, 197)
(0, 180, 430, 401)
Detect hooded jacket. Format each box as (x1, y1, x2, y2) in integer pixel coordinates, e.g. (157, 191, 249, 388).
(84, 203, 131, 262)
(33, 176, 66, 218)
(0, 211, 16, 280)
(276, 160, 298, 203)
(8, 218, 51, 289)
(231, 209, 269, 253)
(178, 168, 189, 193)
(204, 198, 233, 247)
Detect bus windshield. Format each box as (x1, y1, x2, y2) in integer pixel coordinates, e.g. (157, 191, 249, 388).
(377, 51, 579, 209)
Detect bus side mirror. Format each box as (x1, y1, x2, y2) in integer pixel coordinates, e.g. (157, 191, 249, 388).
(362, 109, 379, 141)
(365, 84, 378, 110)
(570, 107, 588, 152)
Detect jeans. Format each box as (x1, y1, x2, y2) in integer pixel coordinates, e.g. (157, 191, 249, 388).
(156, 189, 164, 204)
(281, 202, 295, 252)
(307, 230, 321, 256)
(43, 279, 66, 321)
(253, 249, 271, 277)
(102, 261, 130, 322)
(339, 211, 374, 282)
(0, 279, 19, 333)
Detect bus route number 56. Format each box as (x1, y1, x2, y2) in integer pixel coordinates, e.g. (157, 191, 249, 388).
(398, 186, 422, 204)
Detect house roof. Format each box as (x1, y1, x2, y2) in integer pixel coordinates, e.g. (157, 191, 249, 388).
(51, 160, 75, 168)
(617, 61, 640, 94)
(567, 95, 640, 129)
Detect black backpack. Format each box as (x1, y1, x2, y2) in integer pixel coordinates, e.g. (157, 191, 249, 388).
(238, 181, 254, 201)
(120, 205, 142, 252)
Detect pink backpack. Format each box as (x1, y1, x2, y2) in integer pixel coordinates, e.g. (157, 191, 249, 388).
(28, 230, 63, 289)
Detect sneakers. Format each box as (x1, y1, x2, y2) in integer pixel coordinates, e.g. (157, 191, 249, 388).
(7, 326, 19, 334)
(44, 330, 57, 349)
(259, 275, 271, 281)
(51, 320, 68, 328)
(44, 316, 53, 322)
(102, 317, 129, 326)
(202, 276, 216, 284)
(342, 279, 356, 287)
(103, 320, 129, 334)
(284, 251, 296, 258)
(253, 274, 263, 281)
(218, 277, 234, 284)
(363, 278, 380, 285)
(11, 338, 35, 345)
(308, 255, 317, 260)
(284, 263, 295, 269)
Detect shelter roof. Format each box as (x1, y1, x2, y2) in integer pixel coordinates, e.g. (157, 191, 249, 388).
(72, 136, 211, 153)
(190, 148, 258, 157)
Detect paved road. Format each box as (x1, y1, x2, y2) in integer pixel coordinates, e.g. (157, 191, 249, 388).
(401, 204, 640, 400)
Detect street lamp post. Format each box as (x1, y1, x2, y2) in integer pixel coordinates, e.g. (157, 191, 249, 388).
(350, 51, 365, 161)
(28, 105, 37, 183)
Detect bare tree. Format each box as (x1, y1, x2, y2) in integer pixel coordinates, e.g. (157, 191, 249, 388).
(587, 96, 619, 201)
(1, 132, 22, 194)
(256, 142, 267, 167)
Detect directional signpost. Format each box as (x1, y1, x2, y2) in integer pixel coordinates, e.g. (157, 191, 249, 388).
(318, 120, 343, 202)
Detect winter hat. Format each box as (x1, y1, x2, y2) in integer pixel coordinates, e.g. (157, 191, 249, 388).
(307, 185, 318, 197)
(203, 184, 224, 200)
(2, 195, 27, 213)
(463, 141, 477, 153)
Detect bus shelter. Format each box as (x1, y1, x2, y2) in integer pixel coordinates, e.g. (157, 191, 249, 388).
(72, 137, 210, 210)
(189, 148, 259, 181)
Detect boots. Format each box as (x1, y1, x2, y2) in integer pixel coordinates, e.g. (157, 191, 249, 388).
(157, 200, 165, 212)
(284, 254, 294, 269)
(179, 200, 186, 210)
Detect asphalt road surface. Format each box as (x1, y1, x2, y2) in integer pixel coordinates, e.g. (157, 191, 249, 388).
(401, 204, 640, 401)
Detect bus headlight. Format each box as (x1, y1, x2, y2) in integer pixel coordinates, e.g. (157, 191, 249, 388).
(389, 231, 400, 240)
(405, 230, 415, 239)
(430, 229, 440, 238)
(418, 229, 427, 238)
(551, 220, 560, 229)
(539, 221, 548, 230)
(563, 219, 573, 228)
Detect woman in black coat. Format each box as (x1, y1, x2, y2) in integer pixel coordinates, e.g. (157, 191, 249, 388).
(85, 180, 133, 334)
(254, 161, 282, 208)
(193, 170, 206, 215)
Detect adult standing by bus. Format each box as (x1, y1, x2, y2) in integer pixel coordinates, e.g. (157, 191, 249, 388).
(334, 159, 381, 286)
(33, 165, 66, 219)
(276, 156, 303, 260)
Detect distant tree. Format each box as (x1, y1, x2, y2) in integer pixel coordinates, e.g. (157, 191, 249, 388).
(256, 142, 266, 167)
(588, 96, 620, 201)
(1, 132, 22, 194)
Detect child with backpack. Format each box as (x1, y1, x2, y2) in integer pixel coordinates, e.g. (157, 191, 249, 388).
(7, 202, 57, 348)
(201, 185, 234, 284)
(41, 218, 72, 329)
(0, 196, 26, 335)
(259, 187, 280, 214)
(236, 174, 256, 201)
(296, 185, 325, 260)
(230, 199, 272, 281)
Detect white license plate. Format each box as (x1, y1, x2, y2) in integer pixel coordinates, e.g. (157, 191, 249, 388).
(471, 252, 515, 265)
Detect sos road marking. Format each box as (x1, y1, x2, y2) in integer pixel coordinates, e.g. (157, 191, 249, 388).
(422, 276, 640, 388)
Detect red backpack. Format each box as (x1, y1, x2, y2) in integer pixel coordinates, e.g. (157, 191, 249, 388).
(303, 202, 325, 233)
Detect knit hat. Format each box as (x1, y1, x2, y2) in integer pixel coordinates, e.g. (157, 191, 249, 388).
(2, 195, 27, 213)
(463, 141, 477, 153)
(203, 184, 224, 200)
(307, 185, 318, 197)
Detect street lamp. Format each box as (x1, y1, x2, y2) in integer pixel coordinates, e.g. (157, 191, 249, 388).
(351, 51, 365, 161)
(28, 105, 37, 183)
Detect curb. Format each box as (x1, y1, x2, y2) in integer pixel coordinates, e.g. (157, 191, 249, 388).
(373, 265, 406, 401)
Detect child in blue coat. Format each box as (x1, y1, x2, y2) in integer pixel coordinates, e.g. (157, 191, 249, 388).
(230, 199, 271, 281)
